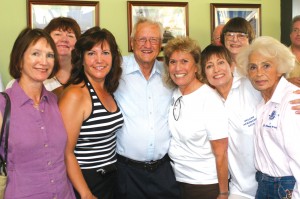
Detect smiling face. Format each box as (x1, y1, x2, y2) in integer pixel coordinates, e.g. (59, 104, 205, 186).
(247, 51, 282, 100)
(204, 54, 234, 90)
(83, 41, 112, 83)
(50, 28, 77, 57)
(20, 38, 55, 83)
(131, 22, 162, 67)
(168, 50, 198, 93)
(224, 32, 250, 59)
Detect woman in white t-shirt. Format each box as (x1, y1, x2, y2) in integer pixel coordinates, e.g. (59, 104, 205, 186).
(163, 36, 229, 199)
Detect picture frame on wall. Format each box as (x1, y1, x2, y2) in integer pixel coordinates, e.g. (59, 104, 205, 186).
(210, 3, 261, 40)
(27, 0, 99, 33)
(127, 1, 189, 51)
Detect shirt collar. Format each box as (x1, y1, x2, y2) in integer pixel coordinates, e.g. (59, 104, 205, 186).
(124, 54, 163, 77)
(10, 80, 50, 107)
(269, 76, 289, 104)
(231, 75, 243, 90)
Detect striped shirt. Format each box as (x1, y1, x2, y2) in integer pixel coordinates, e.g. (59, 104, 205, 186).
(75, 80, 124, 170)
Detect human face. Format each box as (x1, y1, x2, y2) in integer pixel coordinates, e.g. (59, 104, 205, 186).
(50, 28, 76, 57)
(131, 22, 162, 67)
(247, 52, 282, 100)
(83, 41, 112, 83)
(168, 51, 198, 93)
(224, 32, 249, 58)
(21, 38, 55, 83)
(204, 54, 233, 89)
(212, 25, 224, 46)
(290, 21, 300, 48)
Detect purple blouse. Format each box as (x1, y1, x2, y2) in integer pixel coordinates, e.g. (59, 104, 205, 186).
(0, 81, 75, 199)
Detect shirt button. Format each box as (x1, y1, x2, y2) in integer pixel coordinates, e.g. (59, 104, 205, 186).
(50, 179, 54, 183)
(41, 126, 45, 130)
(53, 197, 57, 199)
(41, 110, 44, 113)
(44, 144, 48, 148)
(47, 161, 52, 166)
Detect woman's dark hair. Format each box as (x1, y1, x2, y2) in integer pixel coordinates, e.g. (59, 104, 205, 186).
(66, 26, 122, 93)
(44, 17, 81, 39)
(200, 44, 233, 83)
(220, 17, 255, 45)
(9, 27, 59, 79)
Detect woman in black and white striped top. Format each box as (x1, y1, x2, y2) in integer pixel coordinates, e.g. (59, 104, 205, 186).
(59, 26, 123, 199)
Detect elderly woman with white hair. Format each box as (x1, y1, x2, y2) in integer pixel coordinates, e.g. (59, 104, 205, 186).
(237, 36, 300, 199)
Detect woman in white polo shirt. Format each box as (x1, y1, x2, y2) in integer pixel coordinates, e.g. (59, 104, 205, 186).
(237, 36, 300, 199)
(201, 44, 260, 199)
(163, 36, 229, 199)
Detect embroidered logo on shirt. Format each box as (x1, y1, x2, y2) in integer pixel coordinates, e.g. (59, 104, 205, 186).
(269, 110, 277, 120)
(263, 109, 279, 129)
(243, 116, 256, 127)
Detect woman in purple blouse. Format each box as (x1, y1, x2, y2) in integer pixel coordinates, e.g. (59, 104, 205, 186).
(0, 28, 75, 198)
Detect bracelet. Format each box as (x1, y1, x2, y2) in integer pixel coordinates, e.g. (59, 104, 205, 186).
(219, 191, 229, 196)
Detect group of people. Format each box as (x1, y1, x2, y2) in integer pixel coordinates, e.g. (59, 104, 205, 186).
(0, 14, 300, 199)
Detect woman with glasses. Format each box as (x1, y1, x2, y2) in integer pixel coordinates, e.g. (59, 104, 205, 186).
(237, 36, 300, 199)
(163, 36, 229, 199)
(220, 17, 255, 75)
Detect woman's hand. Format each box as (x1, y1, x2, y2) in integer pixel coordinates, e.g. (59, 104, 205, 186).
(290, 90, 300, 114)
(210, 137, 229, 199)
(81, 192, 97, 199)
(217, 192, 229, 199)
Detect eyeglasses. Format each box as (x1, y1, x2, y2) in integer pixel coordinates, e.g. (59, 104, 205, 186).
(135, 37, 161, 46)
(225, 32, 248, 41)
(292, 28, 300, 34)
(173, 96, 182, 121)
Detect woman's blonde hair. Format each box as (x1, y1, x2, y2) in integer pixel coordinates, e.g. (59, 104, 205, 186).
(163, 36, 202, 88)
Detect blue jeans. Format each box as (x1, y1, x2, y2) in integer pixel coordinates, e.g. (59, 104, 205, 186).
(255, 171, 295, 199)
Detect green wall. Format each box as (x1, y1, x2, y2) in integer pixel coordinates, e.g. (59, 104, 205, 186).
(0, 0, 280, 86)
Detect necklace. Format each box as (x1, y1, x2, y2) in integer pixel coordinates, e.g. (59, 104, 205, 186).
(54, 76, 63, 85)
(33, 102, 40, 110)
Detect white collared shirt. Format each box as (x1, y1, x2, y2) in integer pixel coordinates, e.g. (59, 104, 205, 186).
(254, 77, 300, 198)
(114, 54, 173, 161)
(225, 76, 261, 198)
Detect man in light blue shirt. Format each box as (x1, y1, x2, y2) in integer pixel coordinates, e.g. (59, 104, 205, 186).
(114, 17, 180, 199)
